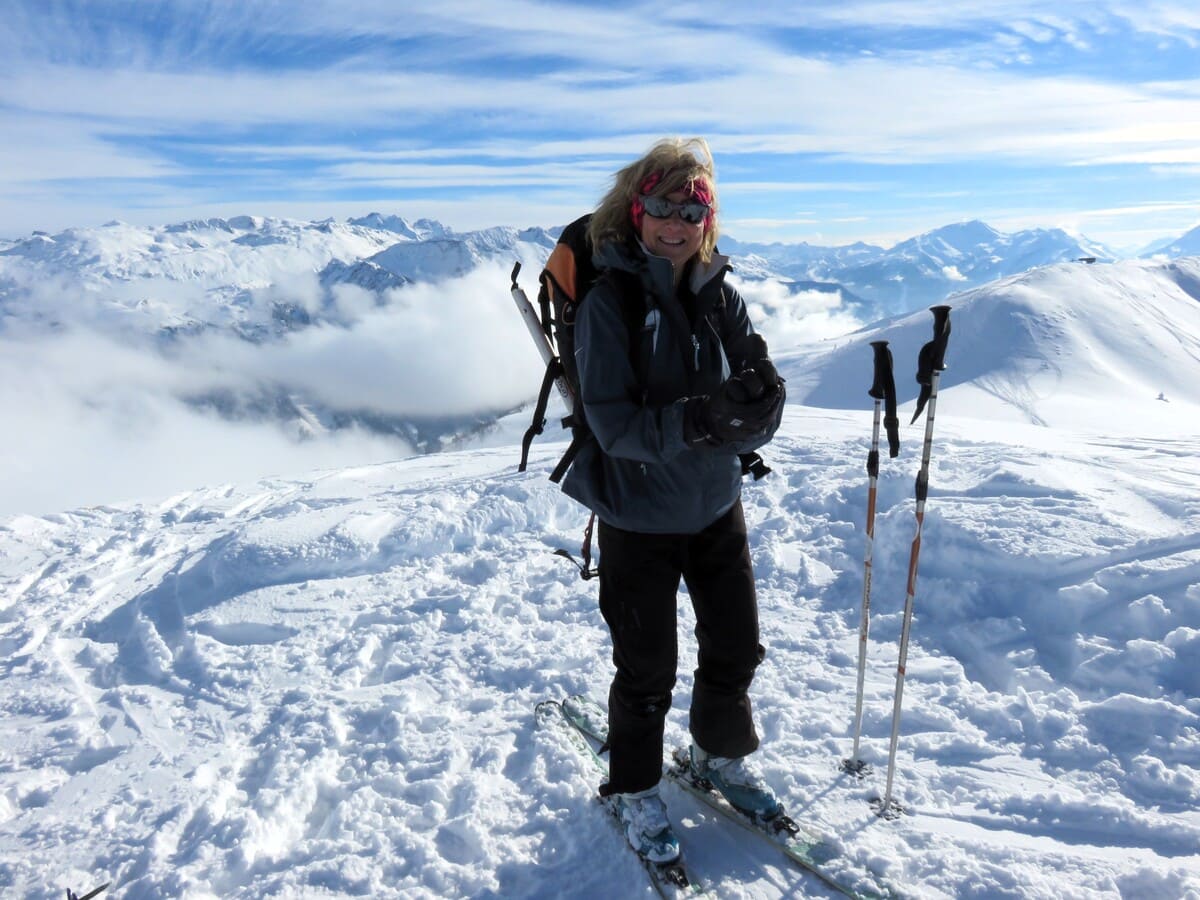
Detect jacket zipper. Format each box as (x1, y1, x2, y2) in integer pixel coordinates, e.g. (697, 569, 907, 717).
(691, 334, 700, 371)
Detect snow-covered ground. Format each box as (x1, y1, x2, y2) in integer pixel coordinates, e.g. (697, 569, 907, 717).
(2, 402, 1198, 898)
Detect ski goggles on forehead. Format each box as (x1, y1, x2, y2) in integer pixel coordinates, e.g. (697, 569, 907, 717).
(639, 194, 711, 224)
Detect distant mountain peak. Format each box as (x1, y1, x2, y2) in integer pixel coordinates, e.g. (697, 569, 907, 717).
(348, 213, 453, 241)
(905, 220, 1002, 251)
(934, 219, 999, 237)
(1142, 221, 1200, 259)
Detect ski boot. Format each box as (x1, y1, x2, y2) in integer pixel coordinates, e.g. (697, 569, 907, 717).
(689, 743, 783, 821)
(611, 784, 681, 863)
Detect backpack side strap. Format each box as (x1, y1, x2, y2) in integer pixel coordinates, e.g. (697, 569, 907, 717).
(519, 356, 565, 473)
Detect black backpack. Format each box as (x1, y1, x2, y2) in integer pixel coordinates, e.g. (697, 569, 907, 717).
(511, 214, 769, 575)
(514, 215, 641, 482)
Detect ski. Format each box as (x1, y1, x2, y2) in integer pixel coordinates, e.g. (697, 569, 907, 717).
(560, 694, 897, 900)
(534, 700, 706, 898)
(666, 749, 900, 899)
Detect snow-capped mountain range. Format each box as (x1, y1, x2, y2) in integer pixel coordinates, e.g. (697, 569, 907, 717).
(724, 219, 1116, 313)
(1, 210, 1198, 517)
(0, 213, 1172, 318)
(0, 215, 559, 342)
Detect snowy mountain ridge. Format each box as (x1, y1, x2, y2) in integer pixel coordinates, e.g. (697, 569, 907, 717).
(365, 225, 557, 283)
(824, 221, 1114, 312)
(1143, 222, 1200, 260)
(0, 213, 1149, 319)
(0, 216, 399, 287)
(721, 218, 1119, 312)
(781, 256, 1200, 433)
(346, 212, 453, 240)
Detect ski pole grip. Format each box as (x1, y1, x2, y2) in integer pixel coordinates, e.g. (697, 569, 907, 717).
(868, 340, 892, 399)
(511, 261, 522, 289)
(911, 305, 952, 423)
(928, 305, 951, 372)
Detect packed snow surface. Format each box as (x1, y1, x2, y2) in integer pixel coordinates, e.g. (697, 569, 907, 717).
(2, 406, 1198, 898)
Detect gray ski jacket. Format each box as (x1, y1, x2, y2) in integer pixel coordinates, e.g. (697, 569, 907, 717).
(561, 239, 782, 534)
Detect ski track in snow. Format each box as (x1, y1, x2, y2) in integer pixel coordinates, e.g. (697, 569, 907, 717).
(1, 411, 1199, 899)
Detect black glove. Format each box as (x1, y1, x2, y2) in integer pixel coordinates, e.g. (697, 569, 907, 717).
(728, 333, 775, 374)
(727, 333, 784, 393)
(733, 363, 785, 428)
(684, 367, 784, 445)
(748, 356, 781, 394)
(724, 347, 785, 425)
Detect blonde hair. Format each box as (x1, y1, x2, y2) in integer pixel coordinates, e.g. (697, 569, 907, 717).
(588, 137, 720, 263)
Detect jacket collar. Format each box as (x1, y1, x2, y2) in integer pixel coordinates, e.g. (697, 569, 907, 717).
(594, 239, 731, 301)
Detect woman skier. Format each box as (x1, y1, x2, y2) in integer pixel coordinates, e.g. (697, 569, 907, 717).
(562, 136, 786, 863)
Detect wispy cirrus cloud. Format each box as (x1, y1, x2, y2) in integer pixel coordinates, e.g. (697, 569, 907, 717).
(1, 0, 1199, 247)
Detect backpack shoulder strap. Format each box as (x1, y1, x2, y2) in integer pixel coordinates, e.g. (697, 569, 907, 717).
(591, 267, 652, 388)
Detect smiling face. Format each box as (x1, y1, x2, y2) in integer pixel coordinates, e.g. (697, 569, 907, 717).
(638, 189, 706, 277)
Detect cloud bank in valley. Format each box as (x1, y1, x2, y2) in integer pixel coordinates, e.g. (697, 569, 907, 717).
(731, 275, 867, 349)
(0, 262, 544, 516)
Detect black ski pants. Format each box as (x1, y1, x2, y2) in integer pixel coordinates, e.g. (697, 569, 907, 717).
(597, 499, 765, 795)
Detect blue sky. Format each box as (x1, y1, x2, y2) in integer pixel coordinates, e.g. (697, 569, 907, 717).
(2, 1, 1200, 250)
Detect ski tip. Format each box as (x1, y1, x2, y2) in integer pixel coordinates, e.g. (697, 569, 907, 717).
(534, 699, 564, 725)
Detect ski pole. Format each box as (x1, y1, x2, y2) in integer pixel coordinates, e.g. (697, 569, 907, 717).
(876, 305, 951, 818)
(844, 340, 899, 776)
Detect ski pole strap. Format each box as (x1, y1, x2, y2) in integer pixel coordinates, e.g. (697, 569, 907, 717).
(869, 340, 900, 458)
(910, 305, 952, 424)
(883, 413, 900, 458)
(553, 512, 599, 579)
(520, 358, 563, 472)
(739, 452, 771, 480)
